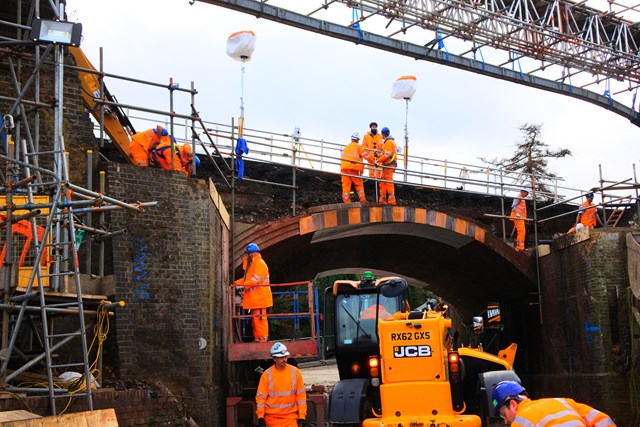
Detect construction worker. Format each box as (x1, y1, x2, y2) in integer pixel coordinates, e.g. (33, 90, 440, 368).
(233, 243, 273, 342)
(362, 122, 382, 178)
(360, 304, 392, 320)
(177, 142, 200, 177)
(376, 127, 398, 205)
(510, 188, 528, 251)
(256, 342, 307, 427)
(129, 125, 167, 167)
(340, 132, 367, 203)
(576, 192, 603, 230)
(150, 136, 186, 175)
(491, 380, 616, 426)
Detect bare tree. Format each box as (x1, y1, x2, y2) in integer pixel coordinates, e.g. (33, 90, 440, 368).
(481, 123, 571, 196)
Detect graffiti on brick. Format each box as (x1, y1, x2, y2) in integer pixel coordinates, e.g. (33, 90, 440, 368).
(133, 237, 152, 301)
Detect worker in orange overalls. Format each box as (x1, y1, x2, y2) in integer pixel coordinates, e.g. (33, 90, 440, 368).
(510, 188, 529, 251)
(576, 192, 603, 230)
(491, 381, 615, 426)
(376, 127, 398, 205)
(177, 143, 199, 177)
(233, 243, 273, 342)
(256, 342, 307, 427)
(129, 125, 167, 167)
(150, 136, 186, 175)
(360, 304, 392, 320)
(340, 132, 368, 203)
(362, 122, 382, 178)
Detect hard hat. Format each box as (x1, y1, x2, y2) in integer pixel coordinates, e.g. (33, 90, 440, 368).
(153, 127, 169, 137)
(586, 192, 594, 198)
(381, 127, 390, 135)
(369, 122, 378, 128)
(491, 381, 526, 415)
(246, 243, 260, 253)
(576, 223, 585, 230)
(520, 188, 530, 194)
(351, 132, 360, 140)
(270, 342, 290, 357)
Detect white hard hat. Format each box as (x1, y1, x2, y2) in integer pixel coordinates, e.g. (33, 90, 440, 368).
(270, 342, 290, 357)
(351, 132, 360, 140)
(576, 223, 585, 230)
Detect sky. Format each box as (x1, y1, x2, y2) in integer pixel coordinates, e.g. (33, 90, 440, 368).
(67, 0, 640, 198)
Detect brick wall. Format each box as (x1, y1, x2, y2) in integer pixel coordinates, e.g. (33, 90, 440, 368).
(538, 231, 633, 425)
(106, 163, 230, 427)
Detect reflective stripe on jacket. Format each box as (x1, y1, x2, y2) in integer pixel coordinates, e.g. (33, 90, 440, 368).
(234, 253, 273, 309)
(256, 365, 307, 420)
(340, 141, 365, 173)
(151, 140, 185, 173)
(512, 398, 616, 427)
(377, 137, 397, 165)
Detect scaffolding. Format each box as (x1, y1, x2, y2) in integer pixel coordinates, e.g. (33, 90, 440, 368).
(0, 0, 159, 415)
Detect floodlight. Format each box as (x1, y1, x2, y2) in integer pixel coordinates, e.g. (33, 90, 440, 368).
(31, 18, 82, 47)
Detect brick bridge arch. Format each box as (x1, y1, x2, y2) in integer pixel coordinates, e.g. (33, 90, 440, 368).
(234, 204, 535, 319)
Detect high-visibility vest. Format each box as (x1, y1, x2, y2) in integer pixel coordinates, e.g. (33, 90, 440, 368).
(579, 201, 598, 228)
(377, 137, 397, 165)
(510, 196, 527, 219)
(361, 304, 392, 320)
(151, 140, 184, 173)
(256, 364, 307, 421)
(512, 398, 615, 427)
(362, 132, 382, 161)
(234, 253, 273, 309)
(340, 141, 365, 172)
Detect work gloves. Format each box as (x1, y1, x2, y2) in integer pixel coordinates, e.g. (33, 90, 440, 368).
(257, 418, 266, 427)
(298, 420, 306, 427)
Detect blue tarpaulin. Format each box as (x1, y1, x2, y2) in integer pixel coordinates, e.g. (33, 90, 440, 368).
(235, 137, 249, 179)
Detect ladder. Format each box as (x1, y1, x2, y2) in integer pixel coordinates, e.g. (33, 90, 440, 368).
(605, 197, 632, 228)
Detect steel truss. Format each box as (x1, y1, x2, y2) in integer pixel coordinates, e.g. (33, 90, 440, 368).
(198, 0, 640, 125)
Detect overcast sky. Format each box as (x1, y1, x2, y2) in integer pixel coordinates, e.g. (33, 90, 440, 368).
(68, 0, 639, 197)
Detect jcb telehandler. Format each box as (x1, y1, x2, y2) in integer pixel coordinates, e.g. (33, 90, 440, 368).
(325, 273, 521, 426)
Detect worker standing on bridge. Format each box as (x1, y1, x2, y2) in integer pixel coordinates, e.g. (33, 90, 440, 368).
(234, 243, 273, 342)
(340, 133, 367, 203)
(510, 188, 529, 251)
(491, 380, 616, 426)
(376, 127, 398, 205)
(362, 122, 382, 178)
(129, 125, 167, 168)
(576, 192, 603, 230)
(256, 342, 307, 427)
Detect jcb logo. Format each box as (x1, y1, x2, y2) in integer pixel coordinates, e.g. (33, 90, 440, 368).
(393, 345, 432, 358)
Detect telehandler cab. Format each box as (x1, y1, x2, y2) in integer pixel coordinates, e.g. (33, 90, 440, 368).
(325, 274, 521, 426)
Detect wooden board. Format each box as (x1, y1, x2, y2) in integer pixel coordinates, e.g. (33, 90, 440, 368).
(0, 408, 118, 426)
(0, 411, 40, 422)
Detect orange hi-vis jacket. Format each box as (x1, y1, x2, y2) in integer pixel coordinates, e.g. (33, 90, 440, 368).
(151, 140, 186, 174)
(340, 141, 366, 173)
(578, 201, 598, 228)
(510, 196, 527, 219)
(377, 137, 397, 166)
(512, 398, 616, 427)
(234, 253, 273, 310)
(178, 144, 194, 175)
(362, 131, 382, 163)
(360, 304, 392, 320)
(256, 364, 307, 422)
(130, 129, 161, 167)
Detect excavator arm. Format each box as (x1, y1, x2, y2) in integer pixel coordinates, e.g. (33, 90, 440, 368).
(69, 47, 135, 162)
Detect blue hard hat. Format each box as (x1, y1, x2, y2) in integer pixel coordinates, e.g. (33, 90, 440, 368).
(246, 243, 260, 253)
(154, 127, 169, 136)
(381, 127, 390, 135)
(491, 381, 526, 416)
(194, 155, 201, 167)
(586, 192, 594, 198)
